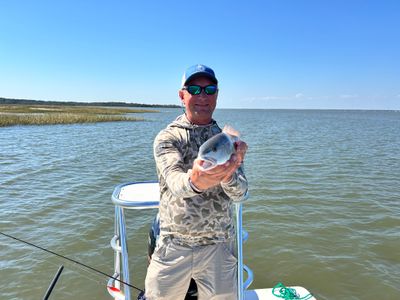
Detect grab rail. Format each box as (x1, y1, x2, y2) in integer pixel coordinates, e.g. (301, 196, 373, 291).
(235, 190, 252, 300)
(108, 182, 252, 300)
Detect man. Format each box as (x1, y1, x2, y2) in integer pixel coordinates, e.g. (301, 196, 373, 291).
(145, 64, 248, 300)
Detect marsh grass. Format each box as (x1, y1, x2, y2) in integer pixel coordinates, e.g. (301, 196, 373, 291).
(0, 104, 155, 114)
(0, 104, 153, 126)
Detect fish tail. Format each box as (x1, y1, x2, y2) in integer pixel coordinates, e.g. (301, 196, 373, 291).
(222, 125, 240, 140)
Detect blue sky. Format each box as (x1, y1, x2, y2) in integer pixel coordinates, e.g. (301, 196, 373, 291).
(1, 0, 399, 109)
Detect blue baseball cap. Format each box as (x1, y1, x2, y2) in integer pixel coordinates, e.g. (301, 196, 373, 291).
(181, 64, 218, 87)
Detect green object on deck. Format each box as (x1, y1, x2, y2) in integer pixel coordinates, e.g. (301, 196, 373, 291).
(272, 282, 313, 300)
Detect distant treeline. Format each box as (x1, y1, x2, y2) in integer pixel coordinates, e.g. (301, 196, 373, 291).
(0, 97, 180, 108)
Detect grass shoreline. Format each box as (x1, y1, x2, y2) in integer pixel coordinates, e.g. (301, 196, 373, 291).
(0, 104, 155, 127)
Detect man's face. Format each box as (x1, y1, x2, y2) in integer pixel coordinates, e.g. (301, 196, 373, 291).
(179, 77, 218, 125)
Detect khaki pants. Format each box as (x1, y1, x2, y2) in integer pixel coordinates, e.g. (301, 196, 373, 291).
(145, 238, 237, 300)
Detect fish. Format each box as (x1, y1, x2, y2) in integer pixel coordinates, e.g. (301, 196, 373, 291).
(197, 125, 240, 170)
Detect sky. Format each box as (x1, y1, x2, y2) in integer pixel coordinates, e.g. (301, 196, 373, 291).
(1, 0, 399, 109)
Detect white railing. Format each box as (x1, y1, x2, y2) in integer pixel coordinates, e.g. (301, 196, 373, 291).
(108, 181, 252, 300)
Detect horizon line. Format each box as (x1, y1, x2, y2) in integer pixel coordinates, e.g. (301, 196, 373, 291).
(1, 96, 398, 112)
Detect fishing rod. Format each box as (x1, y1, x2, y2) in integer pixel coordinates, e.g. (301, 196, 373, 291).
(0, 231, 144, 293)
(43, 265, 64, 300)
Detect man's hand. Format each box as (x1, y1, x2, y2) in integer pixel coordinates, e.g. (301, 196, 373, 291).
(190, 141, 248, 191)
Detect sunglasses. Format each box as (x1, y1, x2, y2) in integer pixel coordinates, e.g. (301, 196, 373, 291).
(183, 85, 218, 95)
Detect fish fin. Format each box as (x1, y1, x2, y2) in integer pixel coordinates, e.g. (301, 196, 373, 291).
(222, 125, 240, 141)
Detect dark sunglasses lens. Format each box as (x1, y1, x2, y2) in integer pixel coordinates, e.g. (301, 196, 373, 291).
(205, 85, 217, 95)
(187, 85, 201, 95)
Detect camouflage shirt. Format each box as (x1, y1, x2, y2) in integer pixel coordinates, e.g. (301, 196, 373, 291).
(154, 114, 248, 246)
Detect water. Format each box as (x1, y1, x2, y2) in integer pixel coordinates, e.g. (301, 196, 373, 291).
(1, 109, 399, 300)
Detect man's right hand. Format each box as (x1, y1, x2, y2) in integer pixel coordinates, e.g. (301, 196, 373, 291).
(190, 154, 241, 191)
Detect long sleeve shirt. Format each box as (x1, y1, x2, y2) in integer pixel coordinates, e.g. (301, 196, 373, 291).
(154, 114, 248, 246)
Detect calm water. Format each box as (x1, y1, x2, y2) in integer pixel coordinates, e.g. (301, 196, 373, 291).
(1, 109, 399, 300)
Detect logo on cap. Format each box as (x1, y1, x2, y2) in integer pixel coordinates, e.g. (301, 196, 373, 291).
(196, 64, 205, 72)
